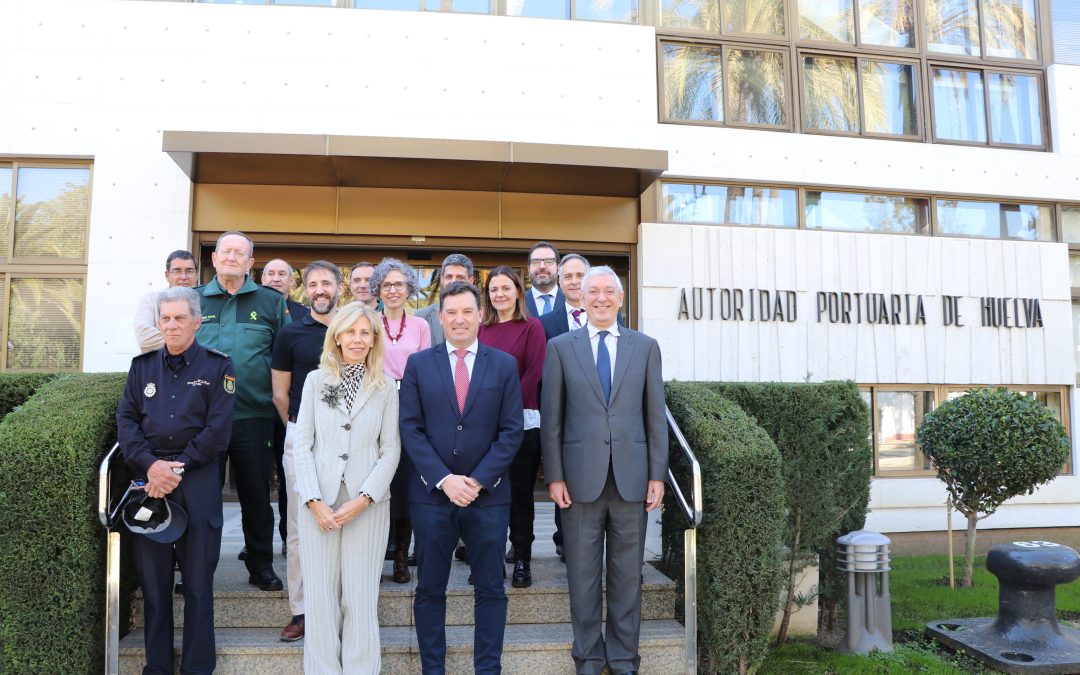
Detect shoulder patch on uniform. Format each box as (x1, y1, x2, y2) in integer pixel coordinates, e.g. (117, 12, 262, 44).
(224, 374, 236, 394)
(207, 348, 230, 359)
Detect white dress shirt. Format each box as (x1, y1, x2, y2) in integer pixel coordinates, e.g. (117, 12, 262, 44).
(445, 338, 478, 381)
(530, 286, 557, 315)
(587, 322, 619, 382)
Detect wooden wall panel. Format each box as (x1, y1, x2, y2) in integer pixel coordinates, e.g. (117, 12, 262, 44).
(338, 187, 499, 238)
(500, 193, 637, 243)
(193, 184, 336, 233)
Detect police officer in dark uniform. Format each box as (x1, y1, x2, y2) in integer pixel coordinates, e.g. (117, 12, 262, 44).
(117, 286, 236, 675)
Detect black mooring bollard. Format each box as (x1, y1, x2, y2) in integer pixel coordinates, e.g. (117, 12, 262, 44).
(927, 541, 1080, 674)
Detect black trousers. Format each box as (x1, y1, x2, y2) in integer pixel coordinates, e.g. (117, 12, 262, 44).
(136, 463, 221, 675)
(508, 428, 541, 561)
(219, 417, 275, 574)
(272, 418, 288, 543)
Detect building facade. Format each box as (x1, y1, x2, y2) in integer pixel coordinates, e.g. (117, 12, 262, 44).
(1, 0, 1078, 532)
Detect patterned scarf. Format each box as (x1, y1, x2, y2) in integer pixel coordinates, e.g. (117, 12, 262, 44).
(340, 363, 366, 411)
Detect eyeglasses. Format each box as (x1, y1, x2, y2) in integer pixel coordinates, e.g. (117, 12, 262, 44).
(169, 268, 197, 277)
(530, 257, 557, 266)
(380, 281, 407, 292)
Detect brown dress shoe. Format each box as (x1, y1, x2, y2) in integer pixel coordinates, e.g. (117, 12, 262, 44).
(392, 519, 412, 584)
(280, 614, 304, 642)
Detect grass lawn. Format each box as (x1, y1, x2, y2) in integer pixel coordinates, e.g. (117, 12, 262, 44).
(757, 553, 1080, 674)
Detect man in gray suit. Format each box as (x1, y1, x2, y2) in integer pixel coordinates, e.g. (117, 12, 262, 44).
(416, 253, 475, 345)
(540, 265, 668, 675)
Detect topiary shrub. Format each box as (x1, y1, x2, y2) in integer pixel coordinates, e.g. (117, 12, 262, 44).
(705, 381, 872, 641)
(0, 372, 128, 674)
(0, 373, 59, 419)
(916, 387, 1070, 588)
(663, 382, 785, 675)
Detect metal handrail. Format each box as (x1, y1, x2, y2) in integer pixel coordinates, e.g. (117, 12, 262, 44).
(98, 442, 123, 675)
(664, 406, 702, 675)
(665, 406, 703, 529)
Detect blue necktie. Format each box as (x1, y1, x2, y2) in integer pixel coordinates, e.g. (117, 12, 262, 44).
(540, 294, 552, 315)
(596, 331, 611, 403)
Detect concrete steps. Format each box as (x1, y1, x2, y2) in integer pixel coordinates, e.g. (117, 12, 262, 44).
(119, 620, 686, 674)
(118, 503, 686, 672)
(132, 557, 678, 628)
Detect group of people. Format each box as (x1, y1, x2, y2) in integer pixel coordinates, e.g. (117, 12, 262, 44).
(118, 232, 668, 675)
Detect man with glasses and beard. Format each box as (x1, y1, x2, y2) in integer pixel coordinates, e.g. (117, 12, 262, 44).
(270, 260, 345, 642)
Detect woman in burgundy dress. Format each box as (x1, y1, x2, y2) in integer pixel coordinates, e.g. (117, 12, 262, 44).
(477, 266, 546, 588)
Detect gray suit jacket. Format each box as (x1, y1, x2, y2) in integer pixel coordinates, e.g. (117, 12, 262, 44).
(292, 368, 401, 506)
(540, 326, 668, 503)
(416, 303, 443, 345)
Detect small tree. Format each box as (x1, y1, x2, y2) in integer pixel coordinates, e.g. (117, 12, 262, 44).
(916, 388, 1070, 588)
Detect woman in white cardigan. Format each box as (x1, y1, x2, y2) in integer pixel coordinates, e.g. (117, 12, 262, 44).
(293, 302, 400, 674)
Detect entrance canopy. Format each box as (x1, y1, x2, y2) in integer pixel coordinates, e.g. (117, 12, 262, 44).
(163, 131, 667, 198)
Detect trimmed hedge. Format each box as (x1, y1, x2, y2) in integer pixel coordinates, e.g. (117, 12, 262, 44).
(0, 373, 59, 419)
(0, 373, 128, 674)
(704, 381, 872, 636)
(663, 382, 785, 674)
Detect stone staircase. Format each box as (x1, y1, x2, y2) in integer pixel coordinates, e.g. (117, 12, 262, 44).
(117, 504, 687, 673)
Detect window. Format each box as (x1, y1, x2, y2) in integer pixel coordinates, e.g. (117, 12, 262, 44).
(863, 385, 1069, 477)
(931, 66, 1042, 146)
(926, 0, 1038, 60)
(661, 41, 787, 127)
(863, 387, 935, 475)
(936, 199, 1053, 240)
(662, 182, 797, 226)
(0, 162, 90, 372)
(660, 180, 1064, 244)
(806, 191, 930, 234)
(576, 0, 637, 22)
(797, 53, 920, 137)
(798, 0, 914, 48)
(1064, 206, 1080, 383)
(506, 0, 569, 19)
(661, 0, 784, 36)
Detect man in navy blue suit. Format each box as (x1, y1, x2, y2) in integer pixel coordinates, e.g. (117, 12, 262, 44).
(400, 281, 524, 674)
(117, 287, 235, 675)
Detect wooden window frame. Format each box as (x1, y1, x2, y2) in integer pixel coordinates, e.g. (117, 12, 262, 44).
(657, 38, 794, 131)
(927, 62, 1047, 149)
(863, 383, 1072, 478)
(0, 159, 91, 372)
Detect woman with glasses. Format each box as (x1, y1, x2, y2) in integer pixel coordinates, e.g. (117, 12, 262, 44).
(478, 266, 546, 588)
(370, 257, 431, 583)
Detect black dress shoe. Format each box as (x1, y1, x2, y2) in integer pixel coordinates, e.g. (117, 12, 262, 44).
(238, 546, 248, 561)
(249, 569, 283, 591)
(174, 581, 184, 595)
(556, 544, 565, 563)
(281, 542, 287, 557)
(511, 560, 531, 588)
(408, 551, 417, 566)
(504, 546, 515, 564)
(454, 545, 469, 563)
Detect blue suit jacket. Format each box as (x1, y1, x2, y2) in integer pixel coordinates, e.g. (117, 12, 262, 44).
(399, 342, 524, 506)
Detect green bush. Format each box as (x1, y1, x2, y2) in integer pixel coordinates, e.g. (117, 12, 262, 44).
(0, 372, 128, 674)
(0, 373, 59, 418)
(704, 381, 872, 639)
(917, 387, 1070, 588)
(663, 382, 785, 675)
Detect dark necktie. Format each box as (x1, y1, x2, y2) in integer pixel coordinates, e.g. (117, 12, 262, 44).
(596, 331, 611, 403)
(572, 308, 584, 327)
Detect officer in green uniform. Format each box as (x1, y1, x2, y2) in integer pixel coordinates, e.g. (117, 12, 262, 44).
(195, 230, 289, 591)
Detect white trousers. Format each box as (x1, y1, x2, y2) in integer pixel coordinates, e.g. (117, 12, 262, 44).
(283, 422, 304, 616)
(300, 483, 390, 675)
